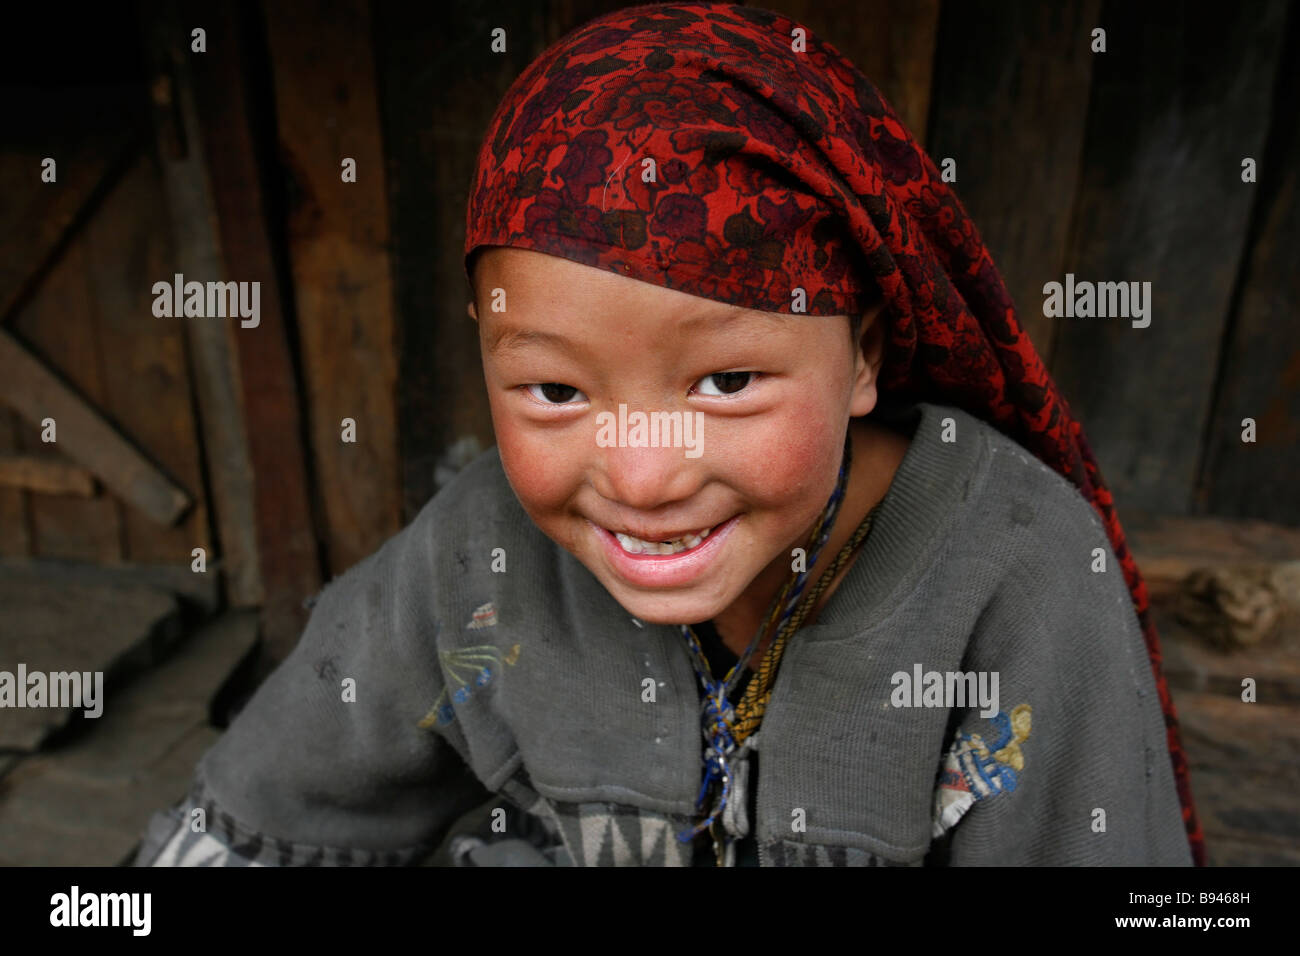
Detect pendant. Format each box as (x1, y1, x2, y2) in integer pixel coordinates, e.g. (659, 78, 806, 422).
(722, 732, 757, 842)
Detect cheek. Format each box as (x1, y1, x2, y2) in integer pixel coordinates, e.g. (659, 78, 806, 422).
(490, 408, 584, 515)
(725, 392, 845, 507)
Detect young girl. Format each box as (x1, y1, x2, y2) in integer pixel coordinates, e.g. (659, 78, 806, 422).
(136, 1, 1202, 867)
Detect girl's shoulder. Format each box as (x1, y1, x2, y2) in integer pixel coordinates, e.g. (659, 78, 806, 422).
(945, 405, 1117, 556)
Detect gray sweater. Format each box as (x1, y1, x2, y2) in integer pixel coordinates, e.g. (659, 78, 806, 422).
(134, 401, 1192, 866)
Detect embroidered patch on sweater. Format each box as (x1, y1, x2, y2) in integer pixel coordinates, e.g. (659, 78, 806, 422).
(417, 641, 521, 728)
(933, 703, 1032, 837)
(466, 602, 498, 629)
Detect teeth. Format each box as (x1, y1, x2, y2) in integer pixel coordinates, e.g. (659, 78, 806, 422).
(612, 526, 713, 555)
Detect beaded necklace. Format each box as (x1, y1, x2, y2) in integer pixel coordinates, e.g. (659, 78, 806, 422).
(676, 428, 883, 865)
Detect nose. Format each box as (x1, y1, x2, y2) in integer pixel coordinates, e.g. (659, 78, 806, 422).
(592, 429, 704, 514)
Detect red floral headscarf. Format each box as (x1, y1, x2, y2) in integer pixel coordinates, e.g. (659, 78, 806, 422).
(463, 1, 1204, 864)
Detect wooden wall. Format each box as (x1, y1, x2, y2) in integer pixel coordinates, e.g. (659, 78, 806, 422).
(0, 21, 211, 569)
(926, 0, 1298, 522)
(3, 0, 1297, 659)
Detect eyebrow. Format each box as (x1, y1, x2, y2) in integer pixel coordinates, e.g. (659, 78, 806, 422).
(682, 307, 791, 332)
(485, 307, 792, 356)
(486, 326, 575, 356)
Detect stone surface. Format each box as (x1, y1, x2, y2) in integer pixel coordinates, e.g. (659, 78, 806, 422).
(0, 570, 181, 750)
(0, 724, 220, 866)
(0, 610, 258, 865)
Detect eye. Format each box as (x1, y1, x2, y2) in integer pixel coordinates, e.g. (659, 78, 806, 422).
(693, 371, 758, 397)
(524, 382, 587, 406)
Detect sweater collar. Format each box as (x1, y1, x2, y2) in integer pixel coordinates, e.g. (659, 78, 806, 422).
(814, 401, 990, 633)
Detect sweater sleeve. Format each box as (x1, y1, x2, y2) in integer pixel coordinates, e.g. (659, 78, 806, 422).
(927, 498, 1193, 866)
(133, 499, 494, 866)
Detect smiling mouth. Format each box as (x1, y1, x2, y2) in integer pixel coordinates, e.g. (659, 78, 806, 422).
(595, 522, 722, 556)
(587, 515, 741, 588)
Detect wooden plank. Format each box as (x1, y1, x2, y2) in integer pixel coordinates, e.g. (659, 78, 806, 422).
(0, 329, 191, 527)
(767, 0, 939, 151)
(1196, 10, 1300, 524)
(1050, 0, 1288, 514)
(0, 554, 222, 617)
(1125, 507, 1300, 598)
(262, 0, 402, 576)
(1174, 691, 1300, 864)
(0, 453, 95, 496)
(81, 149, 211, 563)
(1189, 768, 1300, 862)
(1203, 834, 1300, 867)
(375, 0, 534, 519)
(139, 0, 264, 606)
(926, 0, 1099, 363)
(1176, 691, 1300, 779)
(1156, 604, 1300, 704)
(7, 239, 123, 563)
(186, 1, 322, 661)
(0, 410, 33, 555)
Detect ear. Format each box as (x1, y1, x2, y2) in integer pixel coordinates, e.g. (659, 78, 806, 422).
(467, 300, 479, 321)
(848, 301, 888, 417)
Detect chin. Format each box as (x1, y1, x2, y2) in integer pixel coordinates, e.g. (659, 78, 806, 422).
(604, 589, 726, 627)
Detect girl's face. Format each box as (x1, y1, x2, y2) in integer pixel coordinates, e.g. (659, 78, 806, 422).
(472, 246, 883, 627)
